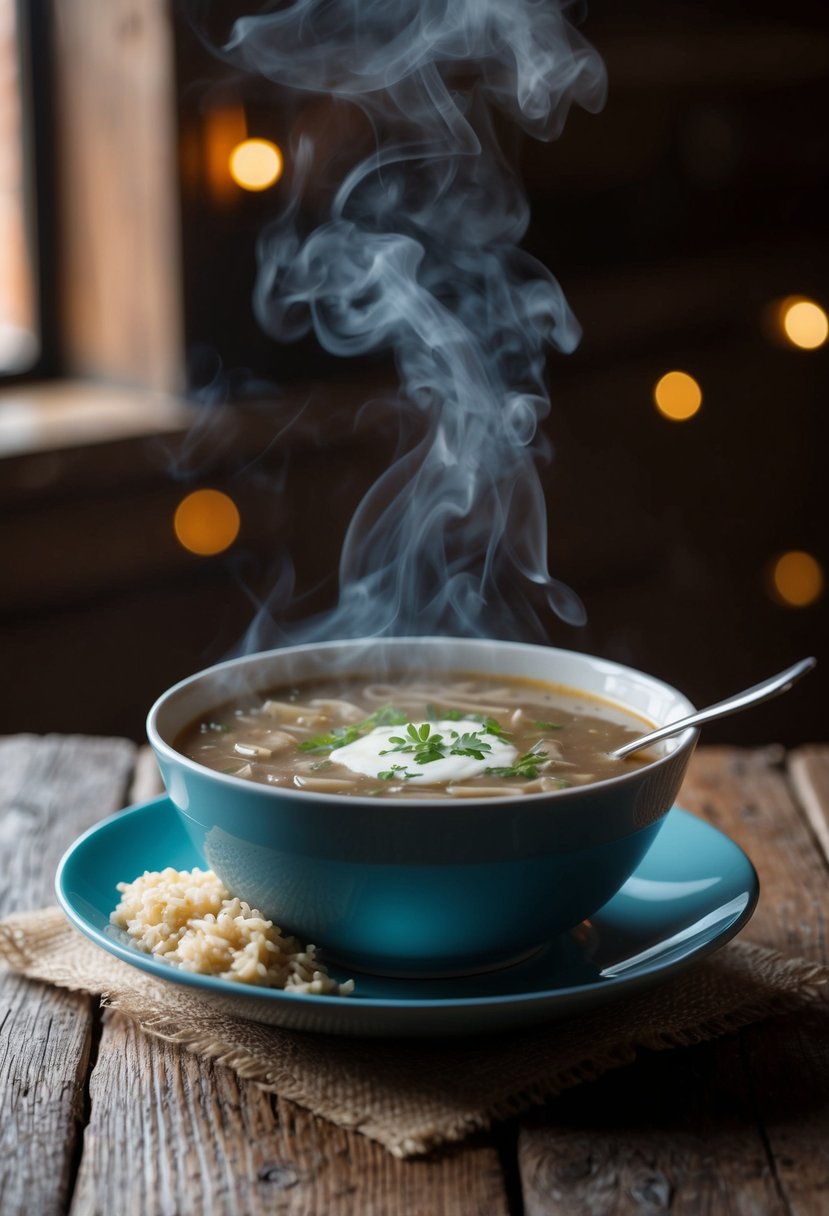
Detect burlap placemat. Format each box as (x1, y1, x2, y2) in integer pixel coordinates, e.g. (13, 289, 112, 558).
(1, 907, 826, 1158)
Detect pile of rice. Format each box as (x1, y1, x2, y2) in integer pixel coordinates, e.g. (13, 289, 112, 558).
(110, 867, 354, 995)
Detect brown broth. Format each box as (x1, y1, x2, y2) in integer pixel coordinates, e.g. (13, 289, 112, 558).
(175, 674, 653, 798)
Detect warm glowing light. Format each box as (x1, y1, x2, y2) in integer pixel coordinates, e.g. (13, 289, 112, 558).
(174, 489, 240, 556)
(229, 139, 283, 191)
(203, 105, 248, 204)
(770, 550, 824, 608)
(653, 370, 702, 421)
(779, 297, 828, 350)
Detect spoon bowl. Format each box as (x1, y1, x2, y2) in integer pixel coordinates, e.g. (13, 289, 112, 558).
(609, 657, 817, 760)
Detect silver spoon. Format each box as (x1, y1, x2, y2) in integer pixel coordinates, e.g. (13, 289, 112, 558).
(609, 656, 817, 760)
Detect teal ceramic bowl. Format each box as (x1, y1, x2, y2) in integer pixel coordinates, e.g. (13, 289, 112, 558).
(147, 638, 698, 977)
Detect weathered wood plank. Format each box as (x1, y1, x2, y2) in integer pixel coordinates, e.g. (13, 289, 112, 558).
(0, 972, 94, 1216)
(5, 738, 826, 1214)
(745, 746, 829, 1216)
(0, 735, 137, 1216)
(519, 1036, 784, 1216)
(267, 1096, 510, 1216)
(0, 735, 137, 911)
(739, 1005, 829, 1216)
(517, 747, 829, 1216)
(71, 1013, 511, 1216)
(788, 746, 829, 870)
(680, 747, 828, 959)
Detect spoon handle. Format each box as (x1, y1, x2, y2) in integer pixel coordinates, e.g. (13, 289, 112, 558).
(610, 656, 817, 760)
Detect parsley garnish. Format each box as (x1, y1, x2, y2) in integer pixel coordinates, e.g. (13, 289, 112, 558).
(377, 764, 422, 781)
(380, 722, 494, 766)
(486, 754, 542, 779)
(476, 715, 509, 737)
(298, 705, 408, 753)
(449, 731, 494, 760)
(298, 724, 363, 753)
(381, 722, 448, 765)
(425, 706, 509, 737)
(534, 720, 563, 731)
(486, 742, 548, 780)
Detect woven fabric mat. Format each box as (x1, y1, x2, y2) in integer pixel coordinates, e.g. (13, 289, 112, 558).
(1, 907, 826, 1158)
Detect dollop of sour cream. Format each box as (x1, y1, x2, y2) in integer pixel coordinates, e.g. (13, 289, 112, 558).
(330, 720, 517, 786)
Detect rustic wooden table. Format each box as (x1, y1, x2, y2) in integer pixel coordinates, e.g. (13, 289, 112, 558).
(1, 737, 827, 1215)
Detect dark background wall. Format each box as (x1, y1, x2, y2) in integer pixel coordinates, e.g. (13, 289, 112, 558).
(1, 0, 826, 744)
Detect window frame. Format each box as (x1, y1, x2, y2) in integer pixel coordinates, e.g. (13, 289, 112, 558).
(1, 0, 59, 385)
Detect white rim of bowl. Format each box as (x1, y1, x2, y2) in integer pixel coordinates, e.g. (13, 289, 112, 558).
(146, 637, 699, 809)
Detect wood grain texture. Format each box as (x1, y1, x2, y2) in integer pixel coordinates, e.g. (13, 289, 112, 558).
(3, 738, 827, 1214)
(0, 973, 93, 1216)
(71, 1013, 510, 1216)
(680, 747, 828, 960)
(746, 747, 829, 1216)
(788, 746, 829, 869)
(52, 0, 182, 391)
(519, 1035, 784, 1216)
(0, 735, 136, 1216)
(0, 736, 137, 911)
(517, 746, 829, 1216)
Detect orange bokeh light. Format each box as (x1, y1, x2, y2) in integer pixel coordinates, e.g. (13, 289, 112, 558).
(769, 550, 824, 608)
(779, 296, 828, 351)
(653, 370, 702, 421)
(174, 489, 240, 556)
(229, 139, 283, 191)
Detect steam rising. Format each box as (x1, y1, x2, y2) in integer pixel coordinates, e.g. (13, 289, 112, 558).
(225, 0, 606, 645)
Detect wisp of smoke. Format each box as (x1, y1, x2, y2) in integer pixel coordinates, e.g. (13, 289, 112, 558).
(224, 0, 606, 649)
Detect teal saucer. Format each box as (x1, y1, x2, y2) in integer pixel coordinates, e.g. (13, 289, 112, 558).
(56, 798, 758, 1037)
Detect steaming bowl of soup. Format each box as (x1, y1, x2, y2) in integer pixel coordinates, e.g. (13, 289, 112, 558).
(147, 637, 698, 977)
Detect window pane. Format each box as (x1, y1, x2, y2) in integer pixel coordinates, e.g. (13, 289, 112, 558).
(0, 0, 38, 373)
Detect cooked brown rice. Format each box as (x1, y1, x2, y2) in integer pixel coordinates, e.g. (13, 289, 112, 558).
(110, 867, 354, 995)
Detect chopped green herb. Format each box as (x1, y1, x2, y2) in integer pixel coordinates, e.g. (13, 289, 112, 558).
(298, 724, 363, 753)
(382, 723, 448, 766)
(310, 759, 334, 771)
(486, 749, 545, 780)
(447, 730, 494, 760)
(297, 705, 408, 753)
(534, 720, 563, 731)
(377, 764, 422, 781)
(381, 723, 494, 766)
(478, 715, 510, 737)
(425, 706, 509, 735)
